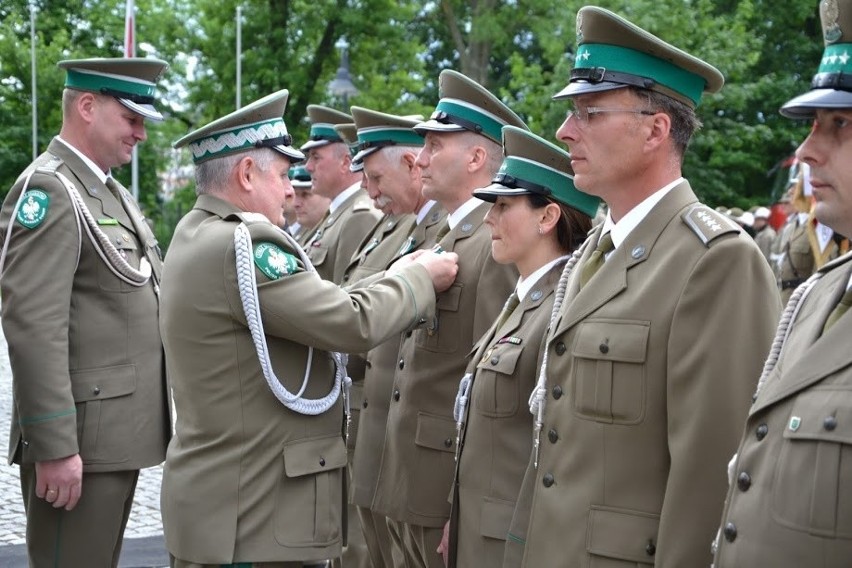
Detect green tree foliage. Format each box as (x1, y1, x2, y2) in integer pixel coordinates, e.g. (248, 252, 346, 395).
(0, 0, 829, 247)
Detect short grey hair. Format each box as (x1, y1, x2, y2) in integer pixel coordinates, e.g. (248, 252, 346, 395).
(195, 148, 277, 195)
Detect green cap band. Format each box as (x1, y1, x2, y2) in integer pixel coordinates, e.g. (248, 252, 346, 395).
(499, 157, 600, 218)
(188, 118, 289, 163)
(575, 43, 706, 106)
(64, 68, 155, 98)
(434, 98, 506, 142)
(357, 127, 424, 149)
(818, 43, 852, 74)
(308, 124, 343, 142)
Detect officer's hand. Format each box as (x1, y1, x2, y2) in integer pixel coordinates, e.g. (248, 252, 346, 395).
(436, 519, 450, 567)
(415, 250, 458, 293)
(35, 454, 83, 511)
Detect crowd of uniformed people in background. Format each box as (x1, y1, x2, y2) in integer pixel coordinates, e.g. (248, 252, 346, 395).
(2, 1, 852, 567)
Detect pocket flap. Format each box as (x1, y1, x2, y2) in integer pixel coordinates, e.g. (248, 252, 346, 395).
(480, 496, 515, 540)
(573, 320, 649, 363)
(70, 365, 137, 402)
(283, 434, 347, 478)
(100, 227, 139, 251)
(414, 412, 456, 453)
(309, 245, 329, 266)
(436, 283, 462, 311)
(476, 343, 523, 375)
(586, 505, 659, 563)
(783, 388, 852, 445)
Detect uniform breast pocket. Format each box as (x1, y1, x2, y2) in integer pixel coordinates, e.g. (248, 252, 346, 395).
(571, 319, 649, 425)
(71, 364, 137, 464)
(308, 244, 329, 267)
(96, 226, 143, 292)
(416, 283, 462, 353)
(473, 343, 524, 417)
(772, 388, 852, 539)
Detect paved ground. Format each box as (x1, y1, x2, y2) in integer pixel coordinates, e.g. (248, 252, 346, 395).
(0, 325, 169, 566)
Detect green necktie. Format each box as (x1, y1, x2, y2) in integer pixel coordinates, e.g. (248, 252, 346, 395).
(494, 291, 520, 332)
(823, 287, 852, 334)
(580, 232, 614, 289)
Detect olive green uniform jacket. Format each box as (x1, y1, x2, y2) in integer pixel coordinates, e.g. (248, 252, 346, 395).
(372, 201, 518, 527)
(351, 204, 447, 508)
(342, 213, 416, 449)
(306, 186, 381, 283)
(159, 195, 437, 564)
(0, 138, 169, 471)
(504, 182, 780, 568)
(714, 252, 852, 567)
(450, 261, 563, 568)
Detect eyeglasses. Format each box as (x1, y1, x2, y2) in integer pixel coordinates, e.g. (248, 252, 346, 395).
(566, 107, 656, 128)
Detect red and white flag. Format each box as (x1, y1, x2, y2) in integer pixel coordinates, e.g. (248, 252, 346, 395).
(124, 0, 135, 57)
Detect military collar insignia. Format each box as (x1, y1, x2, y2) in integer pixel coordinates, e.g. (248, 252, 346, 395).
(530, 289, 543, 301)
(253, 241, 299, 280)
(362, 237, 381, 255)
(631, 245, 646, 259)
(461, 222, 474, 233)
(16, 190, 49, 229)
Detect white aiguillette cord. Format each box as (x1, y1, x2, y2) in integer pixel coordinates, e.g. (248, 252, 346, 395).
(528, 238, 589, 469)
(233, 222, 351, 422)
(0, 169, 151, 288)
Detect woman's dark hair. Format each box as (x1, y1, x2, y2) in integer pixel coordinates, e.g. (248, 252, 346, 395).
(527, 194, 593, 253)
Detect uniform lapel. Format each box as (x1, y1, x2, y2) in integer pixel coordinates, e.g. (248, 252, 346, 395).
(552, 181, 698, 337)
(752, 258, 852, 413)
(48, 139, 133, 230)
(445, 202, 487, 250)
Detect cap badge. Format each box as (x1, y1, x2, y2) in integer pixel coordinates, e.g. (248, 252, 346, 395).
(823, 0, 842, 43)
(576, 11, 585, 44)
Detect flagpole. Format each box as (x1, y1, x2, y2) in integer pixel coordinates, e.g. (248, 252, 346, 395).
(30, 1, 37, 161)
(125, 0, 139, 199)
(236, 5, 242, 110)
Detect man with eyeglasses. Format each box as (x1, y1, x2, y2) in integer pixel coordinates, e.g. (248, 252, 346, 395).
(502, 6, 780, 567)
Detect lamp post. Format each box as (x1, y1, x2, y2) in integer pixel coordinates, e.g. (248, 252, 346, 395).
(327, 37, 359, 109)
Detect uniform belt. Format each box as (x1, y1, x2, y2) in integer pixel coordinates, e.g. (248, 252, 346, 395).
(781, 278, 805, 290)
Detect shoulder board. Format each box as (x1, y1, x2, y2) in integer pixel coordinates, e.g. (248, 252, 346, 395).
(682, 205, 740, 246)
(235, 211, 272, 225)
(34, 154, 64, 175)
(352, 196, 375, 212)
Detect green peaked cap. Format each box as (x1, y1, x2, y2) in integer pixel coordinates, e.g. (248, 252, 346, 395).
(474, 126, 601, 219)
(59, 57, 168, 121)
(554, 6, 723, 108)
(415, 69, 528, 143)
(350, 106, 424, 167)
(781, 0, 852, 118)
(173, 89, 303, 164)
(301, 105, 353, 151)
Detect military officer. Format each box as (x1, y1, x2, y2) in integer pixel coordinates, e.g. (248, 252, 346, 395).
(503, 7, 780, 566)
(773, 168, 833, 303)
(301, 105, 380, 283)
(0, 57, 171, 566)
(370, 70, 526, 568)
(713, 0, 852, 565)
(345, 107, 447, 567)
(160, 89, 458, 567)
(289, 165, 331, 246)
(445, 126, 600, 567)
